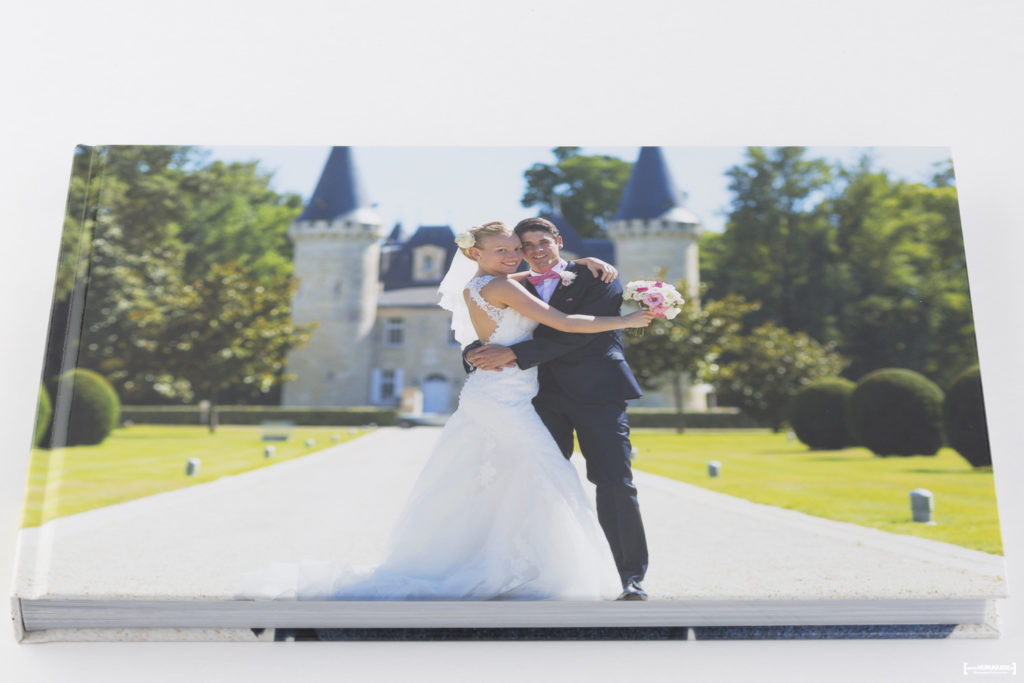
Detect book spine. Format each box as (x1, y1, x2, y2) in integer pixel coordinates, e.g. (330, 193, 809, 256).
(10, 596, 27, 643)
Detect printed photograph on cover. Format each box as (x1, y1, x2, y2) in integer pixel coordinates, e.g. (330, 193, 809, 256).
(13, 146, 1007, 617)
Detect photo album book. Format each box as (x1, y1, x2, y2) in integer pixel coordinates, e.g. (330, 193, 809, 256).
(11, 144, 1007, 642)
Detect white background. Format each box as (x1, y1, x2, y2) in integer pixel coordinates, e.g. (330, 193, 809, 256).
(1, 1, 1021, 681)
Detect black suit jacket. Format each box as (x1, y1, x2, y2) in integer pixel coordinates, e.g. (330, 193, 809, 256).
(510, 262, 642, 404)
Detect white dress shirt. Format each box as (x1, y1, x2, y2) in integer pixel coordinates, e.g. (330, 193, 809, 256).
(529, 260, 569, 303)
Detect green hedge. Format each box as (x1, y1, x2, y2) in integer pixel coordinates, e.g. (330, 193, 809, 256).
(944, 365, 992, 467)
(849, 368, 944, 457)
(34, 384, 52, 447)
(52, 369, 121, 447)
(789, 378, 856, 450)
(121, 405, 398, 427)
(625, 408, 765, 429)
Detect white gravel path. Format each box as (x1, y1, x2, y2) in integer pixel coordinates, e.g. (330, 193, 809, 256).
(13, 427, 1008, 603)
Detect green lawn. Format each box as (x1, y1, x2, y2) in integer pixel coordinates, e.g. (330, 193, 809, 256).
(20, 425, 373, 529)
(629, 430, 1004, 555)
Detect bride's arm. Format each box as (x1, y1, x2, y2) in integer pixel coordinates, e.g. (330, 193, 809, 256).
(486, 279, 651, 332)
(575, 257, 617, 283)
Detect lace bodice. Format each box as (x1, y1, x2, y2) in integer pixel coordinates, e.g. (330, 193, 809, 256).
(466, 275, 538, 346)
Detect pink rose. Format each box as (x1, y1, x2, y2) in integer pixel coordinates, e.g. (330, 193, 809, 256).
(642, 291, 666, 308)
(649, 303, 670, 318)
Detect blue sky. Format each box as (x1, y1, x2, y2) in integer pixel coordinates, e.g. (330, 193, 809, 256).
(204, 146, 951, 236)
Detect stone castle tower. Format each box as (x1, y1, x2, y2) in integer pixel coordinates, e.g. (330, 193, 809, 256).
(607, 146, 701, 297)
(282, 147, 385, 406)
(608, 147, 706, 410)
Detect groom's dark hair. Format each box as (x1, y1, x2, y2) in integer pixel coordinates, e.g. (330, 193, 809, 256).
(514, 217, 560, 239)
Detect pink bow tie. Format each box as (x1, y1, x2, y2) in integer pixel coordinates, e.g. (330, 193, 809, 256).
(527, 270, 561, 286)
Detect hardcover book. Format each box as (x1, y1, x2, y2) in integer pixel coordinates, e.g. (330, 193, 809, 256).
(11, 145, 1007, 642)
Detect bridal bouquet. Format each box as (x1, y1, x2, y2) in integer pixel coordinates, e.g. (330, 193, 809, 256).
(623, 280, 684, 321)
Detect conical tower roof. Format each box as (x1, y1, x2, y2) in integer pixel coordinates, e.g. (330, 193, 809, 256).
(297, 146, 379, 223)
(613, 147, 696, 223)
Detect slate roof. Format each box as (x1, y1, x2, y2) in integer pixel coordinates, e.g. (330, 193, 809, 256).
(384, 222, 403, 244)
(613, 146, 685, 220)
(297, 146, 374, 222)
(380, 225, 459, 291)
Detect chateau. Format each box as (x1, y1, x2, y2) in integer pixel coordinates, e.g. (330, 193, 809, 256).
(281, 147, 704, 413)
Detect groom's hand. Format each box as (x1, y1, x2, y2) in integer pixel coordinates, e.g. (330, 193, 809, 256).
(466, 344, 517, 371)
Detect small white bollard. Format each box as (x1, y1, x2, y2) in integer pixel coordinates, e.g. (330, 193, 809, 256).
(264, 445, 276, 458)
(332, 434, 341, 441)
(186, 458, 201, 477)
(910, 488, 935, 524)
(786, 431, 796, 441)
(305, 438, 315, 447)
(630, 447, 639, 460)
(708, 461, 722, 477)
(348, 428, 358, 435)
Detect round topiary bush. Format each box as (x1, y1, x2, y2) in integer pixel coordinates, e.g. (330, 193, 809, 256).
(52, 369, 121, 447)
(944, 365, 991, 467)
(849, 368, 944, 457)
(789, 377, 856, 450)
(34, 384, 52, 447)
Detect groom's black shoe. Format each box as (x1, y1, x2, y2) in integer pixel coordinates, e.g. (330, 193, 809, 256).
(617, 580, 648, 601)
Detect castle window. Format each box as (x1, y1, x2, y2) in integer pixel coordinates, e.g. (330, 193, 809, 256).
(384, 317, 405, 346)
(412, 245, 446, 282)
(370, 369, 403, 404)
(380, 370, 397, 400)
(448, 328, 460, 346)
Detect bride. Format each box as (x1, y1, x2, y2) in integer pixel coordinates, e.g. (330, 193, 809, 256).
(240, 221, 652, 601)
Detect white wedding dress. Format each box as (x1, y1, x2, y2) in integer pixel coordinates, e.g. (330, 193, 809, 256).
(239, 275, 620, 601)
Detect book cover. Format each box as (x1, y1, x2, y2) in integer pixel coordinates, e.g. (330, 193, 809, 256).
(11, 145, 1007, 642)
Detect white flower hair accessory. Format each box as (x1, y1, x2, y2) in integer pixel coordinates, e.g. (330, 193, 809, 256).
(559, 271, 577, 286)
(454, 231, 476, 249)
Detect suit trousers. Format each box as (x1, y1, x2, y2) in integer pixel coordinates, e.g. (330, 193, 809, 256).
(532, 387, 649, 585)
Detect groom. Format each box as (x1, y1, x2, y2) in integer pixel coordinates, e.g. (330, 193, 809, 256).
(465, 217, 649, 600)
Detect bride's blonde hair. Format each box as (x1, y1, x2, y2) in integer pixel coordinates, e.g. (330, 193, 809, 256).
(461, 221, 514, 260)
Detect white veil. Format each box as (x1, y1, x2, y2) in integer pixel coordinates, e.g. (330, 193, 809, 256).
(437, 249, 480, 348)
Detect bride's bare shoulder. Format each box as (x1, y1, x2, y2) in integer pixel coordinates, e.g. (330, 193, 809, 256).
(484, 276, 533, 301)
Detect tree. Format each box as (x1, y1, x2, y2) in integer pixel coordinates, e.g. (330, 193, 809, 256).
(44, 146, 198, 397)
(709, 147, 836, 340)
(701, 150, 978, 391)
(931, 158, 956, 188)
(521, 147, 633, 237)
(53, 146, 312, 410)
(78, 221, 194, 403)
(624, 285, 758, 429)
(714, 322, 847, 431)
(176, 159, 302, 285)
(164, 262, 313, 432)
(826, 157, 977, 387)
